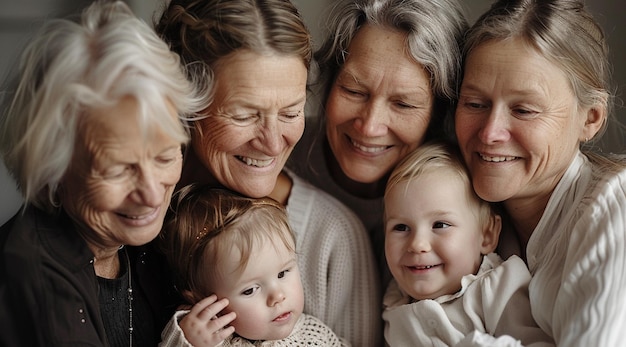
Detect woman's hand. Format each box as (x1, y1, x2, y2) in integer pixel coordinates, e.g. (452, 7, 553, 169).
(180, 295, 236, 347)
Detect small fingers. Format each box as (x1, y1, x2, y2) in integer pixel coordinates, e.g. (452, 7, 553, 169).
(196, 297, 230, 321)
(210, 312, 237, 342)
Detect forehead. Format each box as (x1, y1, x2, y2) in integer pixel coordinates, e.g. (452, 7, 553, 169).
(215, 236, 295, 283)
(340, 25, 431, 93)
(77, 97, 179, 158)
(211, 50, 307, 108)
(387, 169, 479, 213)
(464, 38, 570, 93)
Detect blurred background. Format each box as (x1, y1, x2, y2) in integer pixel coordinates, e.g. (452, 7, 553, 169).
(1, 0, 624, 224)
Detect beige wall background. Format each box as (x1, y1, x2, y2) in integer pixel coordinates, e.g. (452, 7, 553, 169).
(0, 0, 624, 224)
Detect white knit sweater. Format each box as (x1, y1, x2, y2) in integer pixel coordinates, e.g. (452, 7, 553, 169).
(285, 169, 382, 347)
(287, 122, 389, 283)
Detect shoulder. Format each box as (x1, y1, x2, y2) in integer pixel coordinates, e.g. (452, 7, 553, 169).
(1, 206, 88, 273)
(286, 169, 365, 229)
(577, 153, 626, 224)
(472, 254, 531, 298)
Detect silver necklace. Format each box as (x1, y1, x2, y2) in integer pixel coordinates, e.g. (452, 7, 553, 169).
(124, 248, 134, 347)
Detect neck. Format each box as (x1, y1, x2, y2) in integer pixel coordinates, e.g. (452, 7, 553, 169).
(90, 244, 122, 279)
(268, 171, 293, 205)
(324, 140, 387, 199)
(504, 194, 551, 248)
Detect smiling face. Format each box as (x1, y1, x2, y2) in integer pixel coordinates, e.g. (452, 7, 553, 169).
(60, 96, 183, 250)
(212, 236, 304, 341)
(191, 50, 307, 198)
(455, 38, 589, 206)
(384, 169, 498, 300)
(325, 24, 433, 186)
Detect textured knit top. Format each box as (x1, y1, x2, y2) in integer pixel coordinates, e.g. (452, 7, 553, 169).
(284, 169, 382, 347)
(160, 311, 348, 346)
(288, 119, 388, 281)
(495, 151, 626, 346)
(383, 254, 553, 347)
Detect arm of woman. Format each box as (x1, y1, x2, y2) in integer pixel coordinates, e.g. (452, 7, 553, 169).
(548, 170, 626, 346)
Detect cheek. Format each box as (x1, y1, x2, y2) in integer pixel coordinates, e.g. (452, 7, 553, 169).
(283, 119, 305, 146)
(161, 158, 184, 188)
(393, 113, 431, 146)
(225, 298, 259, 332)
(325, 90, 354, 126)
(384, 236, 402, 261)
(454, 115, 476, 144)
(62, 181, 125, 223)
(193, 120, 241, 158)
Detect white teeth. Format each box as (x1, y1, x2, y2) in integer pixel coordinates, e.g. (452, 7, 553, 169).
(237, 156, 272, 168)
(416, 265, 434, 270)
(480, 155, 516, 162)
(351, 139, 387, 153)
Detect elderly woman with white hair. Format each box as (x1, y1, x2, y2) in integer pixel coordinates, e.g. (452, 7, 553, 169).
(0, 1, 206, 346)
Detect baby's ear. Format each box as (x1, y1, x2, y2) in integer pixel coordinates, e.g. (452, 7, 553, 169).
(480, 214, 502, 255)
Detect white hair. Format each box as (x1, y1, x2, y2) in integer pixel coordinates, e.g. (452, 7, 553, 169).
(0, 0, 208, 211)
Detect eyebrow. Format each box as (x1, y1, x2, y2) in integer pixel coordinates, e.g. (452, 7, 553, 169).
(461, 81, 547, 98)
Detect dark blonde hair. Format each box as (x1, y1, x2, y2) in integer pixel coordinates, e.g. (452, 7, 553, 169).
(385, 141, 496, 227)
(161, 185, 296, 304)
(155, 0, 312, 108)
(463, 0, 613, 141)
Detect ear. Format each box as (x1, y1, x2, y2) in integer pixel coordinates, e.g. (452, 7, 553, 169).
(580, 105, 606, 142)
(480, 214, 502, 255)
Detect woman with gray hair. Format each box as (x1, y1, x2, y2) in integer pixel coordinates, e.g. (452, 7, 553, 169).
(287, 0, 468, 277)
(455, 0, 626, 345)
(0, 1, 205, 345)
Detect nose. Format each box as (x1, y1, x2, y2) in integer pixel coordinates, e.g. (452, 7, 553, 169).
(407, 232, 431, 254)
(477, 106, 511, 144)
(131, 167, 163, 207)
(255, 116, 283, 156)
(267, 287, 286, 307)
(353, 101, 388, 137)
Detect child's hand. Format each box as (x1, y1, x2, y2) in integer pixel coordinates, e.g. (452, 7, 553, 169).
(180, 294, 236, 347)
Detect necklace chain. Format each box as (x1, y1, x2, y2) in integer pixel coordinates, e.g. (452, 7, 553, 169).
(124, 248, 133, 347)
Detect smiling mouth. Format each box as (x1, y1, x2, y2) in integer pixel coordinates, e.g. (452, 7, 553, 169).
(118, 209, 157, 220)
(408, 264, 440, 271)
(349, 137, 389, 153)
(236, 155, 273, 167)
(479, 154, 517, 162)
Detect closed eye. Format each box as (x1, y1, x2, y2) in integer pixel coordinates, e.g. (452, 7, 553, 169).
(341, 86, 366, 97)
(278, 110, 302, 123)
(512, 107, 539, 118)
